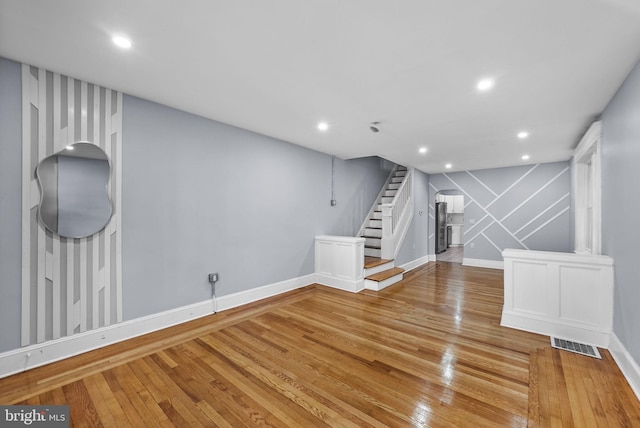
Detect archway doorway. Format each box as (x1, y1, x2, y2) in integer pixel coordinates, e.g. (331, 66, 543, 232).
(435, 190, 465, 263)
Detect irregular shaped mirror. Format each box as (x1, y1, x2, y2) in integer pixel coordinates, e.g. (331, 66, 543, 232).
(36, 142, 112, 238)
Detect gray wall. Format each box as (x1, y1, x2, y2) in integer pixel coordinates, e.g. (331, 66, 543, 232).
(0, 56, 392, 352)
(0, 57, 22, 353)
(122, 95, 391, 320)
(600, 59, 640, 365)
(429, 162, 571, 261)
(395, 169, 430, 265)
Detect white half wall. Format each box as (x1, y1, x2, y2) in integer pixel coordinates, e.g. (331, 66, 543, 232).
(314, 235, 365, 293)
(501, 248, 614, 348)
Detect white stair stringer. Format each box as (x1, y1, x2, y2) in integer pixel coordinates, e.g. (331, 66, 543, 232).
(380, 196, 414, 260)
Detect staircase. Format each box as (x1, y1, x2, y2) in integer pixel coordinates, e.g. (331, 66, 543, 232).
(360, 166, 410, 290)
(314, 164, 412, 293)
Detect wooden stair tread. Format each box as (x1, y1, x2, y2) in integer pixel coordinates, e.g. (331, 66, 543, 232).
(366, 267, 404, 282)
(365, 244, 381, 249)
(364, 257, 393, 269)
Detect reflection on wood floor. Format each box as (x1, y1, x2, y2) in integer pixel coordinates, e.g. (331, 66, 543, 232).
(1, 262, 639, 427)
(436, 245, 463, 263)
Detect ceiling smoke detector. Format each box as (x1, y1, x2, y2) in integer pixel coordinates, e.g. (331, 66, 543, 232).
(369, 122, 380, 133)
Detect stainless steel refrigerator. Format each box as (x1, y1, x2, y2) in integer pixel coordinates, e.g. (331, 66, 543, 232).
(435, 202, 448, 254)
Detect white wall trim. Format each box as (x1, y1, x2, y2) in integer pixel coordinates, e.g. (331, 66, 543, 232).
(609, 333, 640, 401)
(0, 299, 214, 379)
(217, 274, 315, 311)
(314, 274, 364, 293)
(572, 120, 602, 255)
(501, 312, 611, 348)
(400, 255, 431, 272)
(0, 273, 314, 379)
(462, 258, 504, 270)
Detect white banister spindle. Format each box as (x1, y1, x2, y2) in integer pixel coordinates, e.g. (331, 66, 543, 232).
(379, 168, 414, 259)
(381, 204, 393, 238)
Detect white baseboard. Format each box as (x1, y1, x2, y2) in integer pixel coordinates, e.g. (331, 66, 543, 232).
(0, 300, 214, 379)
(217, 274, 315, 311)
(400, 255, 431, 272)
(463, 258, 504, 270)
(0, 273, 314, 379)
(501, 311, 611, 348)
(609, 333, 640, 401)
(314, 274, 364, 293)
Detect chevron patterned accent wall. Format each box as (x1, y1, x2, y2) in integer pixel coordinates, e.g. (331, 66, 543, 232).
(429, 161, 571, 262)
(21, 64, 123, 346)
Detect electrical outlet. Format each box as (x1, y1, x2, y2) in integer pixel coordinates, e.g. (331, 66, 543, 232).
(331, 199, 337, 206)
(208, 273, 218, 283)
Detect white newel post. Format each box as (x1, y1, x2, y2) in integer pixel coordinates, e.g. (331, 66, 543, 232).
(315, 236, 365, 293)
(380, 204, 394, 260)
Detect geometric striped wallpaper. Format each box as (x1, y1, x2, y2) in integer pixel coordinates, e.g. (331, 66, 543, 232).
(429, 161, 571, 261)
(21, 64, 123, 346)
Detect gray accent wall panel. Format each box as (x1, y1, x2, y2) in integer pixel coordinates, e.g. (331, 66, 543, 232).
(470, 165, 533, 195)
(430, 162, 571, 261)
(441, 171, 496, 208)
(485, 163, 569, 221)
(601, 58, 640, 364)
(0, 57, 22, 353)
(20, 64, 123, 346)
(122, 95, 390, 320)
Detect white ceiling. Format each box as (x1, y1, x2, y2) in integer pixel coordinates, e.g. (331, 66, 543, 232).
(2, 0, 640, 173)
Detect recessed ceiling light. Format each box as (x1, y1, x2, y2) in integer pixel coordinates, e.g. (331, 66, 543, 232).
(419, 147, 427, 154)
(522, 154, 530, 161)
(477, 78, 494, 91)
(445, 163, 452, 169)
(65, 145, 74, 151)
(317, 121, 329, 131)
(518, 131, 529, 139)
(112, 35, 132, 49)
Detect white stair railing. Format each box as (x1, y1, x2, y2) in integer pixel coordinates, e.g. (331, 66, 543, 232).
(357, 166, 400, 239)
(381, 168, 414, 259)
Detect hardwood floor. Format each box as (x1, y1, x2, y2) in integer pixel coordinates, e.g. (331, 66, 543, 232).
(1, 262, 638, 427)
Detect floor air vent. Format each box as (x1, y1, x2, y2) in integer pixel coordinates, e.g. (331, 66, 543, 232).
(550, 337, 601, 359)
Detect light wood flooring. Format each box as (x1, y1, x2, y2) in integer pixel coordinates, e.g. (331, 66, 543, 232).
(1, 262, 639, 427)
(436, 245, 463, 263)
